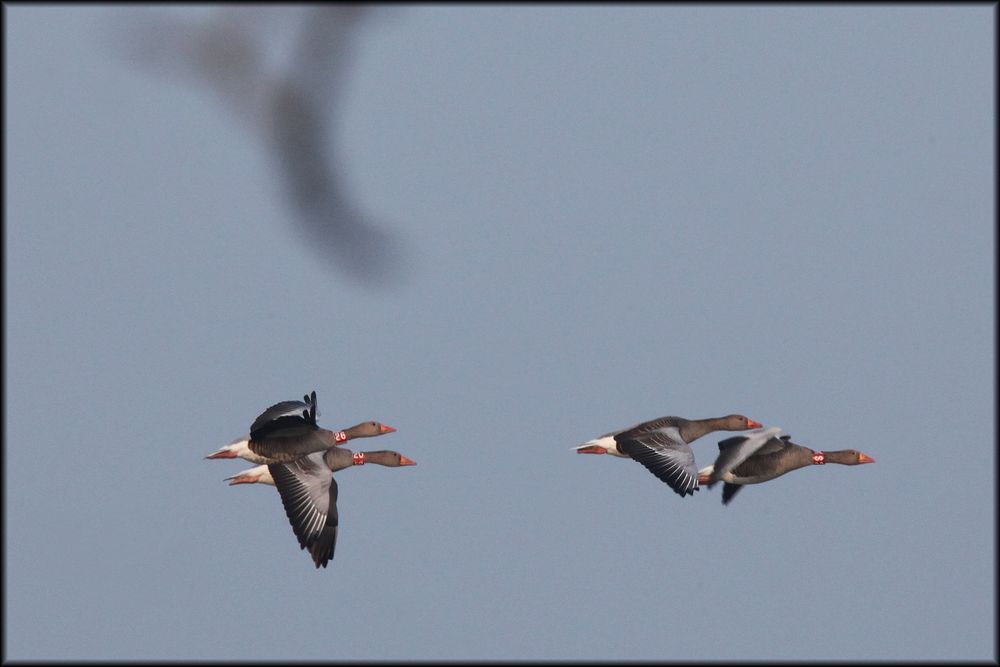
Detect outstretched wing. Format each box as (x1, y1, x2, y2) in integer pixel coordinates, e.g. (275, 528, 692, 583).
(269, 452, 339, 568)
(615, 424, 699, 497)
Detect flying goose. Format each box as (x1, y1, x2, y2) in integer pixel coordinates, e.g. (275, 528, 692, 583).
(698, 429, 875, 505)
(575, 414, 763, 497)
(204, 391, 394, 463)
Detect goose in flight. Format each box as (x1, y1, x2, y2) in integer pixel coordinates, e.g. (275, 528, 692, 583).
(575, 414, 763, 497)
(698, 429, 875, 505)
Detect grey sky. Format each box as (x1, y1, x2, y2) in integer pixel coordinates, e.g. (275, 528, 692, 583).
(5, 5, 994, 661)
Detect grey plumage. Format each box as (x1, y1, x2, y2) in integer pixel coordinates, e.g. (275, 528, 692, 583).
(268, 447, 414, 569)
(595, 415, 760, 498)
(249, 391, 316, 436)
(708, 427, 785, 486)
(615, 423, 699, 498)
(706, 432, 875, 505)
(246, 390, 344, 463)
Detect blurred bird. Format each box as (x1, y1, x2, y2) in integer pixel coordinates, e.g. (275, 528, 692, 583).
(104, 6, 406, 286)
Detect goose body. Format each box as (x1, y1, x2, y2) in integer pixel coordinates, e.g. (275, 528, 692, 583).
(205, 391, 394, 463)
(698, 430, 875, 505)
(575, 414, 763, 497)
(268, 448, 416, 568)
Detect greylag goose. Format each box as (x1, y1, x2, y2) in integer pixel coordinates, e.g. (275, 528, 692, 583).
(575, 414, 763, 497)
(204, 391, 395, 463)
(205, 420, 394, 464)
(268, 448, 416, 568)
(224, 448, 411, 487)
(698, 429, 875, 505)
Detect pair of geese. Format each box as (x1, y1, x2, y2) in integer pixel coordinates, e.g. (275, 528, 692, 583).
(206, 391, 875, 568)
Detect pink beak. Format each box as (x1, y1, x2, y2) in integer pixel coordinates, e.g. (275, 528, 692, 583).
(380, 424, 397, 434)
(398, 455, 416, 466)
(205, 450, 238, 459)
(576, 446, 606, 454)
(747, 419, 763, 429)
(858, 453, 876, 464)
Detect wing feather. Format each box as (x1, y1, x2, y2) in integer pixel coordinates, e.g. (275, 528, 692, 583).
(616, 432, 699, 498)
(269, 452, 337, 565)
(250, 399, 313, 436)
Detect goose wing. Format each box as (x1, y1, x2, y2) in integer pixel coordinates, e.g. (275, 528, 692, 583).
(250, 391, 318, 436)
(250, 400, 310, 434)
(269, 451, 339, 568)
(615, 423, 698, 497)
(249, 392, 330, 462)
(709, 427, 785, 486)
(721, 483, 743, 505)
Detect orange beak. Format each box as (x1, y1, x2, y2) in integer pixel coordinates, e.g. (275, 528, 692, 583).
(398, 455, 416, 466)
(205, 450, 237, 459)
(858, 453, 876, 464)
(747, 419, 763, 429)
(380, 424, 396, 434)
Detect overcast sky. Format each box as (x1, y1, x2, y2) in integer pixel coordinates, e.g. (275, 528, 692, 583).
(5, 5, 994, 661)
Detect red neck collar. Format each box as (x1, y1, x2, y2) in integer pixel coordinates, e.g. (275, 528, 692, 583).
(812, 452, 826, 464)
(353, 451, 366, 465)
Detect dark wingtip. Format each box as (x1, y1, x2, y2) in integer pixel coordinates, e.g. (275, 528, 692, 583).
(721, 482, 742, 505)
(673, 485, 698, 498)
